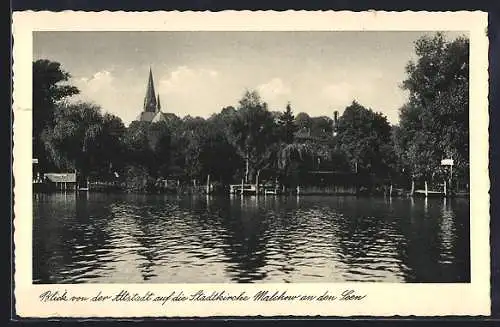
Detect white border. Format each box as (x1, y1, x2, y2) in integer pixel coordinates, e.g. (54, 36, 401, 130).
(13, 11, 490, 317)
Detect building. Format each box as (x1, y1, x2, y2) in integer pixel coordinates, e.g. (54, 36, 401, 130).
(136, 68, 167, 123)
(332, 110, 339, 136)
(43, 173, 77, 191)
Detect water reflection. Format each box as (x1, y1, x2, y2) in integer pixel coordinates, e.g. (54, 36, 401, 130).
(33, 194, 470, 283)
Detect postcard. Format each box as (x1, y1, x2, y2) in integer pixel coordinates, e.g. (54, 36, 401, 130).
(12, 10, 490, 317)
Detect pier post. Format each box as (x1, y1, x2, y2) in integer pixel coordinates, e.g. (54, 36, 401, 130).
(206, 174, 210, 194)
(424, 180, 428, 197)
(444, 180, 447, 197)
(241, 179, 244, 196)
(245, 156, 249, 184)
(256, 170, 260, 196)
(450, 164, 453, 192)
(389, 184, 393, 197)
(410, 179, 415, 196)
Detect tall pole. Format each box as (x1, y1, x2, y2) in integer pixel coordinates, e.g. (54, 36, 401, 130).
(255, 170, 260, 196)
(245, 154, 249, 184)
(206, 174, 210, 194)
(450, 165, 453, 194)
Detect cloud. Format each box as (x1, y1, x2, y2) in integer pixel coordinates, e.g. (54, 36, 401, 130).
(319, 72, 384, 109)
(317, 75, 403, 123)
(257, 78, 290, 98)
(74, 70, 114, 97)
(66, 65, 402, 127)
(256, 78, 291, 110)
(70, 69, 143, 124)
(157, 66, 238, 117)
(160, 66, 219, 95)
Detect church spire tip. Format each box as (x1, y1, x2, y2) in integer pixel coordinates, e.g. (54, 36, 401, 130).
(143, 67, 157, 113)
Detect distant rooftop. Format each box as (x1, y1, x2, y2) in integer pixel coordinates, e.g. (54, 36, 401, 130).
(136, 111, 167, 123)
(44, 173, 76, 183)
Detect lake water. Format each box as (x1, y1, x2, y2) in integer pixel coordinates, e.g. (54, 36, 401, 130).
(33, 193, 470, 283)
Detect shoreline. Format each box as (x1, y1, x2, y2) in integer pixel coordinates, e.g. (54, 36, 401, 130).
(32, 187, 470, 199)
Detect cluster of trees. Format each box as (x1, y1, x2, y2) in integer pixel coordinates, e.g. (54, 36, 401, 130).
(394, 33, 469, 189)
(32, 33, 469, 193)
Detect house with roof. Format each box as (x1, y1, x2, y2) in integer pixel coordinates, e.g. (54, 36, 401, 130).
(43, 172, 77, 191)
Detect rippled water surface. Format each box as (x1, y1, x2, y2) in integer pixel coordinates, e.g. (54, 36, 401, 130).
(33, 193, 470, 283)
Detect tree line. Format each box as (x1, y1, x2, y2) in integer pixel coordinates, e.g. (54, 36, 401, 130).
(32, 33, 469, 193)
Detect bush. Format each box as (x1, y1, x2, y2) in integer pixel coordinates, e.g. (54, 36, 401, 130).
(124, 165, 155, 193)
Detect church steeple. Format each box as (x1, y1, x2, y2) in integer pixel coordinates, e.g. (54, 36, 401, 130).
(143, 67, 157, 113)
(136, 67, 167, 123)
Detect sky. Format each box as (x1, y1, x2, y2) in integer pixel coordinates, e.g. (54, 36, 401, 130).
(33, 31, 465, 126)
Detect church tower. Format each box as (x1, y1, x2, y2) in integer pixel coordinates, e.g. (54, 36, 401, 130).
(143, 67, 158, 112)
(136, 67, 166, 122)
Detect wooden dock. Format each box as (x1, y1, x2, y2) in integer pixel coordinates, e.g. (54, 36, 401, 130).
(414, 190, 445, 197)
(229, 184, 281, 195)
(412, 180, 447, 198)
(229, 184, 257, 195)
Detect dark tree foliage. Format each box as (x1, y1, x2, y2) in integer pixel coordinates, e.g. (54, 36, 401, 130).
(96, 113, 126, 176)
(310, 116, 333, 137)
(229, 90, 278, 183)
(148, 121, 171, 177)
(123, 120, 171, 177)
(123, 121, 154, 169)
(396, 33, 469, 185)
(336, 101, 396, 180)
(33, 60, 80, 170)
(36, 33, 470, 195)
(41, 102, 124, 179)
(277, 102, 297, 144)
(295, 112, 312, 132)
(199, 122, 242, 184)
(121, 120, 172, 190)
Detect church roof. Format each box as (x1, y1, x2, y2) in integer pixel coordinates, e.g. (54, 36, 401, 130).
(137, 111, 167, 123)
(137, 111, 156, 122)
(151, 112, 167, 123)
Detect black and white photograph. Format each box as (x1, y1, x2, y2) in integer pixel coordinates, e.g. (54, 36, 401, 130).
(31, 30, 471, 284)
(13, 10, 490, 317)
